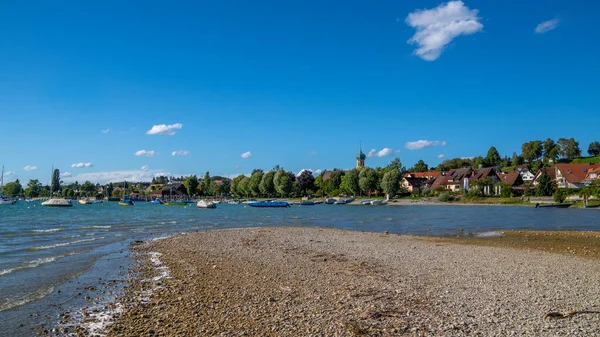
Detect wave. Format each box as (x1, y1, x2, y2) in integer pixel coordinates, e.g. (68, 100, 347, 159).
(30, 238, 102, 251)
(92, 225, 111, 229)
(0, 255, 65, 277)
(0, 286, 55, 312)
(32, 228, 61, 233)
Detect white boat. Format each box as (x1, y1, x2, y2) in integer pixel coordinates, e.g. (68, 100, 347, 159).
(0, 166, 16, 205)
(227, 200, 240, 204)
(372, 200, 387, 205)
(78, 198, 93, 205)
(41, 166, 73, 207)
(197, 200, 216, 209)
(360, 200, 372, 205)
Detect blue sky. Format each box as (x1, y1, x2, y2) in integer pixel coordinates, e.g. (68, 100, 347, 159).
(1, 0, 598, 184)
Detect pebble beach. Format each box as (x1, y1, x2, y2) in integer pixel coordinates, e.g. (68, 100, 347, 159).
(102, 227, 600, 336)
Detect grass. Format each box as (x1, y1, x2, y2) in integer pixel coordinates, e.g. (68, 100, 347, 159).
(570, 155, 600, 164)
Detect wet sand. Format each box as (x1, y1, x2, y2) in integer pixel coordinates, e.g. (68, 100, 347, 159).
(105, 227, 600, 336)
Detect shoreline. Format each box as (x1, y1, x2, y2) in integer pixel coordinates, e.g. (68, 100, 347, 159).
(104, 227, 600, 336)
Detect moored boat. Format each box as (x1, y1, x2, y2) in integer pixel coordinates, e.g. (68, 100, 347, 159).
(118, 199, 135, 206)
(325, 198, 336, 204)
(42, 198, 73, 207)
(248, 201, 290, 208)
(78, 198, 93, 205)
(360, 200, 372, 205)
(151, 199, 164, 204)
(197, 200, 216, 209)
(299, 201, 314, 206)
(535, 203, 571, 208)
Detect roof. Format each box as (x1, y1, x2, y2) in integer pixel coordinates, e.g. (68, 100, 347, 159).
(404, 172, 440, 179)
(356, 150, 366, 160)
(584, 167, 600, 181)
(515, 165, 530, 173)
(498, 172, 522, 186)
(555, 164, 600, 184)
(321, 170, 345, 181)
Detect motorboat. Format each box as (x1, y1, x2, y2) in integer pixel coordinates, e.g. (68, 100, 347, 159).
(325, 198, 336, 204)
(151, 199, 164, 204)
(78, 198, 93, 205)
(248, 201, 290, 208)
(118, 199, 135, 206)
(197, 200, 216, 209)
(42, 198, 73, 207)
(360, 200, 372, 205)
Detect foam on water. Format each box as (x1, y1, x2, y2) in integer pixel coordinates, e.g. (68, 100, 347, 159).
(475, 231, 504, 238)
(31, 237, 102, 251)
(32, 228, 61, 233)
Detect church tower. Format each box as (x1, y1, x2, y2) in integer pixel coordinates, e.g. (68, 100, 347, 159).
(356, 145, 366, 169)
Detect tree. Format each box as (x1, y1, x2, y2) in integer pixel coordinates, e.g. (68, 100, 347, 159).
(386, 158, 402, 173)
(542, 138, 559, 162)
(511, 152, 524, 166)
(535, 171, 554, 196)
(259, 171, 276, 197)
(558, 138, 581, 160)
(485, 146, 501, 167)
(358, 167, 378, 196)
(588, 141, 600, 156)
(248, 169, 264, 197)
(340, 168, 360, 196)
(412, 160, 428, 172)
(24, 179, 43, 198)
(296, 170, 315, 196)
(51, 168, 61, 194)
(183, 175, 199, 197)
(238, 176, 251, 198)
(80, 181, 96, 196)
(380, 170, 400, 199)
(273, 169, 293, 197)
(521, 141, 542, 163)
(3, 179, 22, 196)
(230, 175, 246, 197)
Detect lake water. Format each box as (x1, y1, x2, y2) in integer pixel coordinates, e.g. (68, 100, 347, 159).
(0, 201, 598, 335)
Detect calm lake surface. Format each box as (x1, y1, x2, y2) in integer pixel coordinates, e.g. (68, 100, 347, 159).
(0, 201, 598, 335)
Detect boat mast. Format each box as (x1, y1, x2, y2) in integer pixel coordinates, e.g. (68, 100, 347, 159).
(1, 165, 4, 195)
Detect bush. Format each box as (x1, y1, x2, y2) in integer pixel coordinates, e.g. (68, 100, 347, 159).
(438, 192, 454, 202)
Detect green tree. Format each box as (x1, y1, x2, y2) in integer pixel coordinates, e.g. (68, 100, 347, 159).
(485, 146, 502, 167)
(51, 168, 61, 194)
(386, 158, 402, 173)
(340, 168, 360, 196)
(80, 181, 96, 196)
(296, 170, 315, 196)
(248, 169, 264, 197)
(535, 171, 554, 196)
(588, 141, 600, 156)
(24, 179, 43, 198)
(3, 179, 23, 196)
(521, 141, 542, 163)
(238, 176, 251, 198)
(412, 159, 428, 172)
(557, 138, 581, 160)
(259, 171, 276, 197)
(542, 138, 559, 162)
(380, 170, 400, 199)
(230, 175, 246, 197)
(273, 169, 293, 197)
(358, 167, 378, 196)
(184, 175, 199, 197)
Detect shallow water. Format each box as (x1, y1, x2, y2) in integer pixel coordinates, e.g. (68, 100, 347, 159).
(0, 201, 598, 335)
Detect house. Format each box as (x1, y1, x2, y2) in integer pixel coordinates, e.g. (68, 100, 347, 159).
(429, 167, 501, 195)
(497, 171, 525, 195)
(515, 165, 535, 182)
(583, 167, 600, 185)
(553, 164, 600, 189)
(402, 172, 441, 194)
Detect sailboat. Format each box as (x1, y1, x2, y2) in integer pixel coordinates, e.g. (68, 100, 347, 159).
(118, 182, 134, 206)
(0, 166, 16, 205)
(41, 166, 72, 207)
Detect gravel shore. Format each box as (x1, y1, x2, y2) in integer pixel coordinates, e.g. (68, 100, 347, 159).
(107, 227, 600, 336)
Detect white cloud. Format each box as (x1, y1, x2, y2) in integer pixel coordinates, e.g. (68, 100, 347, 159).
(71, 162, 93, 168)
(367, 148, 400, 158)
(61, 172, 72, 177)
(405, 140, 447, 150)
(406, 1, 483, 61)
(140, 165, 149, 171)
(437, 154, 446, 159)
(535, 19, 559, 34)
(101, 129, 110, 134)
(61, 170, 172, 185)
(172, 150, 190, 156)
(146, 123, 183, 136)
(24, 165, 37, 171)
(241, 151, 252, 159)
(134, 150, 156, 157)
(4, 171, 14, 176)
(296, 169, 320, 177)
